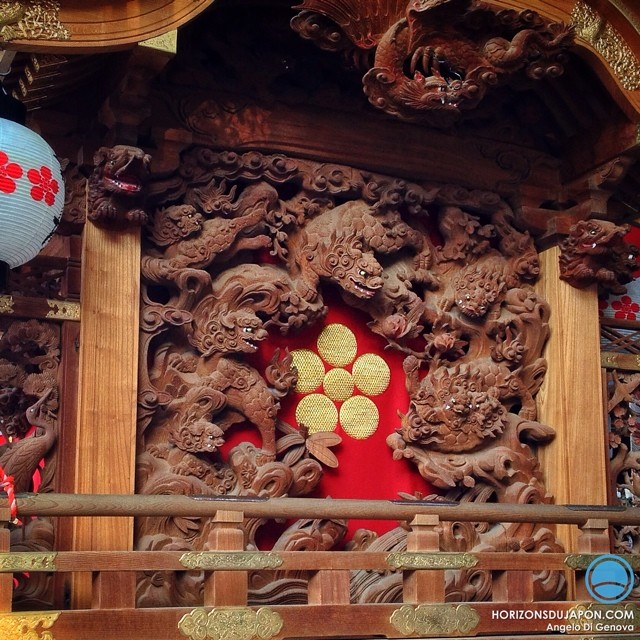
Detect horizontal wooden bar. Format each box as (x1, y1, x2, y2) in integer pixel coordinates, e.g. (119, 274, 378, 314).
(0, 551, 596, 573)
(11, 493, 640, 526)
(0, 294, 80, 321)
(0, 550, 629, 573)
(1, 601, 637, 640)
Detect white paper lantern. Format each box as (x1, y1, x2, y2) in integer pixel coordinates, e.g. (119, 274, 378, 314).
(0, 118, 64, 269)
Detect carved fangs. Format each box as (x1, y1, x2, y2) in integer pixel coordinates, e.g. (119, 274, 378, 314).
(105, 175, 142, 193)
(351, 278, 379, 298)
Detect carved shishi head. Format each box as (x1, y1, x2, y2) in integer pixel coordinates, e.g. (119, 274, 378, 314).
(89, 144, 152, 226)
(95, 145, 151, 196)
(559, 218, 636, 292)
(451, 261, 506, 318)
(149, 204, 204, 246)
(303, 229, 384, 299)
(399, 361, 508, 452)
(189, 300, 269, 357)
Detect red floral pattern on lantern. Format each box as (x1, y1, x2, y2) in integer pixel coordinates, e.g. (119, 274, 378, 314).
(0, 151, 23, 194)
(612, 295, 640, 320)
(27, 166, 59, 206)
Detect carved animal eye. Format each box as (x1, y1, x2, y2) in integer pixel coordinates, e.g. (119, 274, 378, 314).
(243, 327, 253, 333)
(359, 269, 367, 277)
(465, 294, 471, 300)
(590, 229, 597, 235)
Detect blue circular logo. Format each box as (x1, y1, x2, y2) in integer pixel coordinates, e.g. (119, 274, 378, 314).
(585, 554, 635, 603)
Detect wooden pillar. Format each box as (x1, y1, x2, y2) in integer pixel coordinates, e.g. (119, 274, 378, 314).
(71, 221, 141, 608)
(403, 514, 444, 603)
(204, 511, 247, 606)
(535, 245, 609, 555)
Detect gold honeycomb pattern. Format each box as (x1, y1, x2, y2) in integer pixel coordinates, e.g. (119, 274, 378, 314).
(291, 323, 391, 439)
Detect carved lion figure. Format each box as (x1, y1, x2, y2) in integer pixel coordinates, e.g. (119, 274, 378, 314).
(88, 145, 151, 226)
(398, 356, 508, 452)
(559, 219, 637, 293)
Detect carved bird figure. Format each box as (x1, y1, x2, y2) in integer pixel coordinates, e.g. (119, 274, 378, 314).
(0, 389, 56, 493)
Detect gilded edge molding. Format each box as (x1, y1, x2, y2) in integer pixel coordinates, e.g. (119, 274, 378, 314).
(0, 1, 69, 42)
(0, 552, 57, 572)
(390, 604, 480, 636)
(566, 553, 640, 570)
(180, 551, 283, 570)
(0, 612, 60, 640)
(571, 0, 640, 90)
(178, 607, 283, 640)
(0, 295, 14, 315)
(45, 299, 80, 321)
(387, 552, 478, 570)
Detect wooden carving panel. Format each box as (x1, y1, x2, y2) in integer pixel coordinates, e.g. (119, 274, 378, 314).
(137, 147, 564, 605)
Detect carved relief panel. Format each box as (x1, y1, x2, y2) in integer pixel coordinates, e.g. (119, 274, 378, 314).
(137, 146, 564, 605)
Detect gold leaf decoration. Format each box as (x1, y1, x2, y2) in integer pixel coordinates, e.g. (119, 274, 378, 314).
(179, 552, 283, 570)
(178, 607, 283, 640)
(0, 1, 69, 42)
(572, 1, 640, 90)
(0, 612, 60, 640)
(390, 604, 480, 636)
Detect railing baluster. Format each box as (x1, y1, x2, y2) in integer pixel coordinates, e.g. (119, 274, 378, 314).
(308, 568, 351, 604)
(403, 514, 444, 603)
(0, 507, 12, 611)
(92, 570, 136, 609)
(575, 518, 610, 601)
(204, 510, 247, 606)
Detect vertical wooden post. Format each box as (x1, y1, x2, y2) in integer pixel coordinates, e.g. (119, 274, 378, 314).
(0, 507, 12, 611)
(204, 511, 247, 606)
(71, 221, 141, 608)
(535, 246, 609, 550)
(575, 519, 611, 600)
(308, 567, 351, 605)
(403, 514, 444, 603)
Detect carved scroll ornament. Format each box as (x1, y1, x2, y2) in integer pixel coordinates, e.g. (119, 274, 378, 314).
(291, 0, 575, 126)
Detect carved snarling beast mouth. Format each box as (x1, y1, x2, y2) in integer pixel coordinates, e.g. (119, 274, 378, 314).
(104, 174, 143, 194)
(349, 272, 382, 298)
(241, 326, 262, 351)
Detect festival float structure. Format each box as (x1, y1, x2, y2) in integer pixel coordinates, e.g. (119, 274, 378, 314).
(1, 0, 640, 638)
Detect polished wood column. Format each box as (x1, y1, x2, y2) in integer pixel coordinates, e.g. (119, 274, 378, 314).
(535, 245, 609, 554)
(71, 220, 140, 607)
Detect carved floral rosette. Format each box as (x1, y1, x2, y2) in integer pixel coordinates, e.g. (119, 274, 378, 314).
(137, 145, 564, 606)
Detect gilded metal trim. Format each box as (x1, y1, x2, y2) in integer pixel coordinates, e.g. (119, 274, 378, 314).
(178, 607, 283, 640)
(141, 29, 178, 55)
(180, 551, 283, 570)
(390, 604, 480, 636)
(0, 1, 69, 42)
(0, 295, 14, 315)
(0, 552, 57, 572)
(387, 552, 477, 570)
(565, 553, 640, 570)
(571, 1, 640, 90)
(45, 299, 80, 321)
(0, 612, 60, 639)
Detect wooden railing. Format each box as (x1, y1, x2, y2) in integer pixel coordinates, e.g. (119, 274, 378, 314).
(1, 494, 640, 639)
